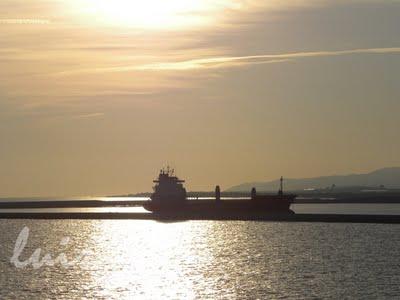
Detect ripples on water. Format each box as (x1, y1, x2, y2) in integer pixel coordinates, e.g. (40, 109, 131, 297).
(0, 220, 399, 299)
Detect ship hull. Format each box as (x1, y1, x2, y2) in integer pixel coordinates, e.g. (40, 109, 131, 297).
(143, 195, 296, 215)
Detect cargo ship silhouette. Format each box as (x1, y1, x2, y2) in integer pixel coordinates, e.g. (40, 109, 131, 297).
(143, 167, 296, 215)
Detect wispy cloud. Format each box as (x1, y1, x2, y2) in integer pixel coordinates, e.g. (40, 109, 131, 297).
(70, 112, 104, 119)
(136, 58, 290, 70)
(47, 47, 400, 76)
(136, 47, 400, 71)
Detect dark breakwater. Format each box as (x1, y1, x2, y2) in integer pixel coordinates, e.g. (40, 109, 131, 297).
(1, 212, 400, 223)
(0, 200, 145, 209)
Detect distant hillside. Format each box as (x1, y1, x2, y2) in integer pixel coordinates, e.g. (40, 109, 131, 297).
(227, 167, 400, 192)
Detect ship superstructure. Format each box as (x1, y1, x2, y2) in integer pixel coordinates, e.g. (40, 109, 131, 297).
(150, 167, 187, 205)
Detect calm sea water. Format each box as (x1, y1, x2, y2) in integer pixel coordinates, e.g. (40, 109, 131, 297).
(0, 217, 400, 299)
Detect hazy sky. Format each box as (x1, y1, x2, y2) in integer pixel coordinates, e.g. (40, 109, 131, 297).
(1, 0, 399, 197)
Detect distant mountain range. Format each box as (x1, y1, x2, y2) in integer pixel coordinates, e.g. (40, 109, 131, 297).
(227, 167, 400, 192)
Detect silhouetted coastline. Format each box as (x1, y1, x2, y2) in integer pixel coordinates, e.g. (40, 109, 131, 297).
(1, 191, 400, 210)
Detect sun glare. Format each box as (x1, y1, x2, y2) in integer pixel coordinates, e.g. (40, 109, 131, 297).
(76, 0, 235, 29)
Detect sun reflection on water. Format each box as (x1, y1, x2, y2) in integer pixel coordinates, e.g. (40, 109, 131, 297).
(88, 220, 216, 298)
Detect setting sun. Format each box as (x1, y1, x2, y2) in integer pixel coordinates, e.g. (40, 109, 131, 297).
(75, 0, 234, 29)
